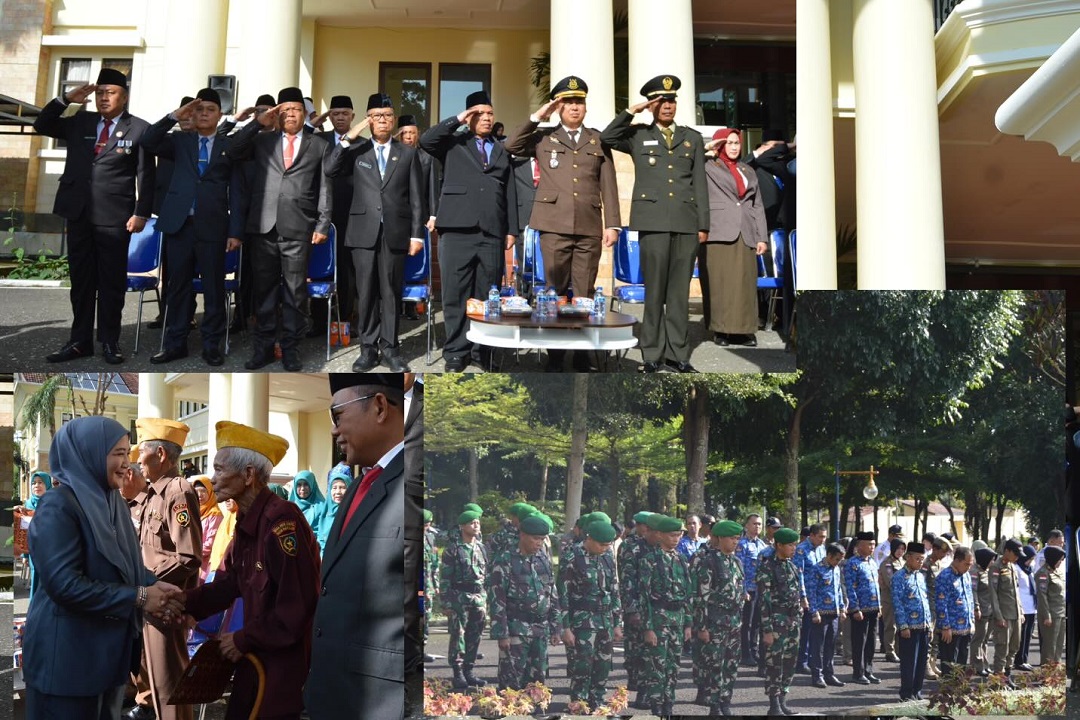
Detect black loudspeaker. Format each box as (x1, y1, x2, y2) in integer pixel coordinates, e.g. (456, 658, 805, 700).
(207, 75, 237, 115)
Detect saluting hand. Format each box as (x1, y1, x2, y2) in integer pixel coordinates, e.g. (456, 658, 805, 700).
(219, 632, 243, 662)
(628, 97, 663, 115)
(535, 98, 563, 122)
(311, 109, 331, 130)
(65, 84, 96, 105)
(233, 106, 258, 123)
(456, 105, 484, 125)
(346, 116, 372, 141)
(173, 98, 201, 122)
(256, 104, 283, 129)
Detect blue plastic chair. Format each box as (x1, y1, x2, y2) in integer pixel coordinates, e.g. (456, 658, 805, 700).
(611, 228, 644, 312)
(307, 224, 340, 361)
(402, 229, 435, 365)
(756, 228, 787, 330)
(125, 217, 163, 355)
(518, 227, 546, 300)
(789, 229, 797, 291)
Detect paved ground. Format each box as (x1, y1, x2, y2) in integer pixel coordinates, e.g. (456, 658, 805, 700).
(425, 620, 1049, 717)
(0, 285, 795, 374)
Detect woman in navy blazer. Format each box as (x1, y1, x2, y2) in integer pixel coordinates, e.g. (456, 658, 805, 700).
(24, 416, 183, 720)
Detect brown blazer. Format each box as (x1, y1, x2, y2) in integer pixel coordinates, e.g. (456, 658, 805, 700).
(704, 160, 766, 249)
(503, 120, 621, 236)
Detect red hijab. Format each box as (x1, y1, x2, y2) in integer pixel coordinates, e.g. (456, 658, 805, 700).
(713, 128, 746, 198)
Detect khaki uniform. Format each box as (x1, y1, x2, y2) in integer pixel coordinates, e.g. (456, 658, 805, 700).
(987, 558, 1022, 674)
(503, 121, 621, 298)
(971, 565, 994, 673)
(135, 475, 203, 720)
(1034, 564, 1065, 663)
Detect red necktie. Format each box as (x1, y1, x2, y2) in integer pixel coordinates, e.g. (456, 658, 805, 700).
(532, 158, 540, 187)
(95, 119, 112, 156)
(339, 465, 382, 538)
(284, 134, 296, 169)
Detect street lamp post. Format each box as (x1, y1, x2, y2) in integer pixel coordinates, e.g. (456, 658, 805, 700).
(833, 464, 880, 541)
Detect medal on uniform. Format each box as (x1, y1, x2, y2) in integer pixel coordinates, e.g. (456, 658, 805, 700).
(116, 131, 124, 138)
(549, 149, 559, 169)
(648, 156, 656, 166)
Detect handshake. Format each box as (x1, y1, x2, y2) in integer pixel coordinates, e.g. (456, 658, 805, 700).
(143, 582, 188, 626)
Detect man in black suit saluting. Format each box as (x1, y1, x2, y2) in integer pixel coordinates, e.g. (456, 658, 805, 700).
(325, 93, 425, 372)
(420, 91, 517, 372)
(140, 88, 246, 366)
(228, 86, 332, 371)
(34, 67, 156, 365)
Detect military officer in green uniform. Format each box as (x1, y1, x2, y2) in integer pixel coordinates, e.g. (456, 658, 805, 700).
(601, 75, 709, 374)
(759, 527, 805, 716)
(440, 509, 488, 689)
(1034, 545, 1066, 664)
(619, 511, 655, 709)
(487, 502, 535, 560)
(638, 515, 692, 716)
(488, 512, 561, 690)
(423, 509, 439, 662)
(561, 520, 622, 712)
(693, 519, 747, 716)
(989, 538, 1024, 688)
(558, 511, 609, 678)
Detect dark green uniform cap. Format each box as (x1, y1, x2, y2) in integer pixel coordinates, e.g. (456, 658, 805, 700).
(422, 509, 433, 523)
(645, 513, 667, 530)
(633, 511, 654, 524)
(520, 513, 553, 536)
(711, 520, 743, 537)
(589, 511, 612, 526)
(656, 516, 683, 533)
(586, 520, 617, 543)
(575, 512, 596, 528)
(774, 527, 799, 544)
(463, 503, 483, 515)
(457, 510, 482, 525)
(509, 502, 536, 519)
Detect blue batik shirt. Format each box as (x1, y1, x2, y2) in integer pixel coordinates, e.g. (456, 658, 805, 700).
(805, 559, 846, 615)
(935, 565, 975, 634)
(736, 535, 769, 593)
(843, 555, 881, 612)
(892, 566, 930, 631)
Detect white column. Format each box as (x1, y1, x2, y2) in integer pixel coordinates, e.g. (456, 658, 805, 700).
(796, 0, 838, 289)
(852, 0, 945, 289)
(550, 0, 615, 124)
(238, 0, 302, 95)
(206, 373, 232, 464)
(231, 374, 269, 431)
(628, 0, 697, 125)
(138, 374, 172, 419)
(162, 0, 227, 95)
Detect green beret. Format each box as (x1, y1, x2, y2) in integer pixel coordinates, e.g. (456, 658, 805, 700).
(633, 511, 654, 524)
(656, 516, 683, 533)
(463, 503, 483, 515)
(458, 510, 482, 525)
(575, 512, 596, 528)
(586, 520, 617, 543)
(422, 509, 433, 523)
(711, 520, 743, 537)
(645, 514, 666, 530)
(509, 502, 536, 519)
(590, 511, 612, 526)
(520, 513, 553, 536)
(774, 527, 799, 544)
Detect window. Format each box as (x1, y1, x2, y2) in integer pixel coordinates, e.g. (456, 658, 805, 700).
(438, 64, 491, 120)
(177, 400, 207, 420)
(52, 57, 133, 149)
(380, 63, 431, 131)
(129, 419, 137, 445)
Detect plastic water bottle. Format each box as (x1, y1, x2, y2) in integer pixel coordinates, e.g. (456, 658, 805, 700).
(486, 285, 501, 318)
(546, 287, 558, 319)
(592, 286, 606, 320)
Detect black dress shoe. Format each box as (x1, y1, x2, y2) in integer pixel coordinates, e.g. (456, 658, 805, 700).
(383, 352, 411, 373)
(913, 691, 924, 700)
(824, 675, 845, 687)
(102, 342, 124, 364)
(46, 340, 92, 363)
(866, 673, 881, 684)
(244, 350, 275, 370)
(899, 694, 913, 702)
(282, 351, 302, 372)
(202, 348, 224, 366)
(423, 653, 437, 663)
(125, 706, 156, 720)
(444, 356, 469, 372)
(741, 334, 758, 347)
(666, 359, 697, 373)
(352, 346, 379, 372)
(852, 675, 871, 685)
(812, 677, 826, 688)
(1016, 663, 1034, 672)
(795, 663, 811, 675)
(714, 333, 731, 346)
(150, 346, 188, 364)
(639, 361, 660, 373)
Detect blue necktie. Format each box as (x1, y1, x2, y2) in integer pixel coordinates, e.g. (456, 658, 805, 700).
(475, 136, 488, 166)
(377, 144, 386, 178)
(198, 137, 209, 176)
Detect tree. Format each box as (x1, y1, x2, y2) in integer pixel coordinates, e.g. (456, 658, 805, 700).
(17, 373, 75, 438)
(563, 374, 589, 532)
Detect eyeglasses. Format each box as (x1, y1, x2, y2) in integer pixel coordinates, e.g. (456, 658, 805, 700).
(329, 392, 379, 427)
(368, 112, 394, 120)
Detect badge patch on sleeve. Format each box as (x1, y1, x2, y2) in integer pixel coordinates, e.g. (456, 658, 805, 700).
(272, 520, 298, 556)
(175, 503, 191, 528)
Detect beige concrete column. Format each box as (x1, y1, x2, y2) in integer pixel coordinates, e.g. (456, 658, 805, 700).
(627, 0, 697, 125)
(238, 0, 301, 95)
(138, 373, 172, 419)
(550, 0, 615, 124)
(796, 0, 838, 289)
(163, 0, 228, 96)
(206, 373, 232, 463)
(231, 373, 269, 431)
(852, 0, 945, 289)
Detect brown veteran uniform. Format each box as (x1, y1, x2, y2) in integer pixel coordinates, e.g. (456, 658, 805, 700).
(184, 422, 321, 720)
(133, 418, 203, 720)
(988, 541, 1023, 676)
(503, 76, 621, 300)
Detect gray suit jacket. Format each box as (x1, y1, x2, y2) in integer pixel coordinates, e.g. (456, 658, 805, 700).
(704, 160, 766, 248)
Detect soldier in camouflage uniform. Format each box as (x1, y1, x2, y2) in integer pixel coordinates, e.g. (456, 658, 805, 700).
(759, 527, 805, 716)
(487, 502, 536, 560)
(688, 537, 712, 707)
(638, 515, 692, 716)
(558, 511, 609, 678)
(488, 512, 561, 691)
(619, 511, 654, 709)
(1035, 546, 1066, 663)
(692, 520, 746, 716)
(561, 520, 623, 711)
(440, 510, 489, 689)
(423, 509, 440, 661)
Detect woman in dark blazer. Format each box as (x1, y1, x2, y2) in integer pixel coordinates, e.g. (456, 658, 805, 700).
(24, 416, 182, 720)
(700, 128, 767, 346)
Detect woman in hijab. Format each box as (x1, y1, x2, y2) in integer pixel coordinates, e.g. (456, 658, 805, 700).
(190, 475, 223, 582)
(313, 467, 353, 556)
(701, 128, 768, 347)
(1013, 545, 1038, 671)
(23, 471, 50, 604)
(23, 415, 182, 720)
(288, 470, 325, 527)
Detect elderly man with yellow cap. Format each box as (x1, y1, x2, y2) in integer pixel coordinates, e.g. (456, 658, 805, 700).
(180, 421, 321, 720)
(126, 418, 202, 720)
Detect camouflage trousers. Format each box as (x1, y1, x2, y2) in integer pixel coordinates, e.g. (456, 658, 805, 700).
(622, 613, 645, 689)
(764, 612, 801, 696)
(700, 612, 742, 704)
(497, 634, 548, 689)
(640, 610, 685, 706)
(691, 635, 705, 691)
(567, 620, 615, 707)
(446, 599, 487, 669)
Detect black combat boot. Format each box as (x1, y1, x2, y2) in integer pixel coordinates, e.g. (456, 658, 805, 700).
(662, 701, 674, 717)
(778, 691, 796, 715)
(650, 703, 665, 716)
(451, 666, 468, 690)
(710, 705, 724, 716)
(463, 666, 486, 686)
(718, 696, 733, 715)
(767, 694, 784, 716)
(694, 687, 708, 705)
(629, 691, 648, 709)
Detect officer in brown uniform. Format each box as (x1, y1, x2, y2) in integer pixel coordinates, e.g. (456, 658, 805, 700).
(128, 418, 203, 720)
(503, 75, 622, 372)
(988, 538, 1024, 688)
(182, 421, 321, 720)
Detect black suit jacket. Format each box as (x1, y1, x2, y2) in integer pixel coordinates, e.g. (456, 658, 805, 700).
(140, 115, 246, 240)
(417, 147, 442, 220)
(404, 381, 423, 680)
(227, 122, 331, 239)
(324, 138, 425, 250)
(33, 98, 155, 225)
(747, 144, 795, 231)
(419, 117, 518, 238)
(315, 130, 353, 232)
(511, 155, 537, 237)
